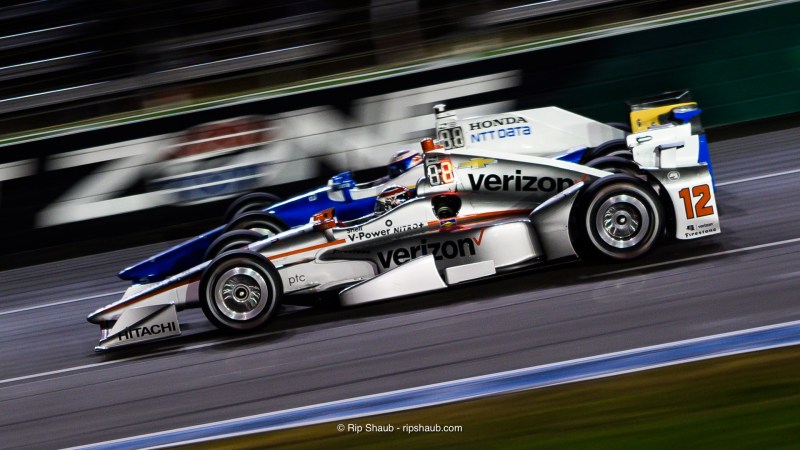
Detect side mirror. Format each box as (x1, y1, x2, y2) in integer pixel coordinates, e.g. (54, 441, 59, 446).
(311, 208, 336, 230)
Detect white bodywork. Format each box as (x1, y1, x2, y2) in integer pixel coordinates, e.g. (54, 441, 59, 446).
(435, 106, 625, 158)
(628, 123, 699, 168)
(339, 255, 447, 306)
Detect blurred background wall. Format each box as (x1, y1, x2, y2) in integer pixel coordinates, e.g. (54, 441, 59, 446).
(0, 0, 731, 132)
(0, 0, 797, 264)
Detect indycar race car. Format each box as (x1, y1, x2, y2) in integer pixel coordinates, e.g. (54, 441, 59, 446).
(89, 91, 720, 351)
(119, 104, 628, 283)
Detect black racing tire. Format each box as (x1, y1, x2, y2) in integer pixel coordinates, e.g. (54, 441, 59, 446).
(223, 192, 281, 223)
(204, 230, 263, 261)
(200, 251, 283, 332)
(572, 175, 664, 261)
(586, 156, 643, 177)
(582, 139, 632, 163)
(224, 211, 287, 237)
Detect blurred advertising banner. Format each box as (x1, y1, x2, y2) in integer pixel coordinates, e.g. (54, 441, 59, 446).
(33, 72, 518, 227)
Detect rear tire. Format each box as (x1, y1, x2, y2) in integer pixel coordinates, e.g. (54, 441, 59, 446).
(224, 192, 281, 223)
(572, 176, 664, 261)
(204, 230, 263, 261)
(200, 251, 283, 332)
(225, 211, 286, 238)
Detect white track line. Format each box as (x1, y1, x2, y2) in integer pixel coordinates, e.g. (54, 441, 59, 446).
(716, 167, 800, 187)
(591, 236, 800, 278)
(0, 290, 125, 316)
(0, 338, 233, 385)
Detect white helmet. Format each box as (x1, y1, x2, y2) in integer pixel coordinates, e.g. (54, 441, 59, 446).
(387, 148, 423, 178)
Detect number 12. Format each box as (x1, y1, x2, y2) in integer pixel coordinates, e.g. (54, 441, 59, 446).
(678, 184, 714, 219)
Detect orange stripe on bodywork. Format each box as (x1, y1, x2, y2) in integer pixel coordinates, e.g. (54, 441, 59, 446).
(105, 239, 345, 313)
(268, 239, 346, 260)
(426, 209, 530, 227)
(104, 277, 200, 313)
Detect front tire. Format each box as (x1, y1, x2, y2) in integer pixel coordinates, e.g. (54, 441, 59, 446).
(573, 176, 664, 261)
(200, 251, 283, 332)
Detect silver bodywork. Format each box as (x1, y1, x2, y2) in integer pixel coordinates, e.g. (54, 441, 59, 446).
(88, 107, 721, 350)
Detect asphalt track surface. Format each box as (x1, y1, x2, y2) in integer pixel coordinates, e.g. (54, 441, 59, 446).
(2, 123, 800, 448)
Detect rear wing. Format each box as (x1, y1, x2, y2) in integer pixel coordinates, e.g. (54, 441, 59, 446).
(626, 90, 720, 240)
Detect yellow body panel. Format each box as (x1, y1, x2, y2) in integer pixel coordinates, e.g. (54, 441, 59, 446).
(629, 102, 697, 132)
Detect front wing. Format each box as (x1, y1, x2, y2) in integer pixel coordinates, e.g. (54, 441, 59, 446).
(96, 304, 181, 351)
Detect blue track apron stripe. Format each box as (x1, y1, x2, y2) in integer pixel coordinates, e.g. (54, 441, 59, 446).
(74, 320, 800, 449)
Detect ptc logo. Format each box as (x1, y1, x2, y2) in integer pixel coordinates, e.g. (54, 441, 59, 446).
(288, 274, 306, 286)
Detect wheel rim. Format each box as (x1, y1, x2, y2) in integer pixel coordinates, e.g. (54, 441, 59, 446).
(594, 194, 650, 248)
(214, 267, 270, 321)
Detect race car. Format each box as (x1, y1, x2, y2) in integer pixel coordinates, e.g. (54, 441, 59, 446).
(88, 91, 720, 350)
(119, 104, 629, 284)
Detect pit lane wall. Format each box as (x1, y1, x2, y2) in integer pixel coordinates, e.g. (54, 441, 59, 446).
(1, 2, 798, 257)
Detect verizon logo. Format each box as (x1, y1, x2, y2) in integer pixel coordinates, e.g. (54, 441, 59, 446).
(376, 230, 486, 269)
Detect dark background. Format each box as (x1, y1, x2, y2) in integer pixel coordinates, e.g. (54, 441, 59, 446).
(0, 0, 797, 267)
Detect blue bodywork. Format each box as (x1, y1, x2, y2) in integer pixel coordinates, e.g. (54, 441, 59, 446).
(119, 172, 383, 283)
(557, 148, 586, 164)
(675, 107, 715, 185)
(698, 133, 715, 185)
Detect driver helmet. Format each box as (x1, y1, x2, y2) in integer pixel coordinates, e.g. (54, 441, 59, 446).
(374, 185, 412, 215)
(387, 148, 423, 178)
